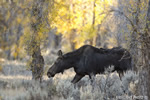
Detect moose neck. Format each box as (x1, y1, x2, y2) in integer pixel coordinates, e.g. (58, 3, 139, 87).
(63, 46, 86, 69)
(64, 55, 79, 69)
(63, 51, 82, 68)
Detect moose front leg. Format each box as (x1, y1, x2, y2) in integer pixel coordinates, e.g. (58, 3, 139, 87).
(89, 73, 96, 86)
(71, 74, 84, 84)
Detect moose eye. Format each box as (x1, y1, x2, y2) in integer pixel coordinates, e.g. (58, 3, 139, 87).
(58, 57, 63, 60)
(55, 60, 59, 64)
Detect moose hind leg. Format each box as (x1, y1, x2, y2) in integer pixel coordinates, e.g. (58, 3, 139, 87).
(89, 73, 96, 83)
(89, 73, 96, 88)
(71, 74, 84, 84)
(118, 71, 124, 80)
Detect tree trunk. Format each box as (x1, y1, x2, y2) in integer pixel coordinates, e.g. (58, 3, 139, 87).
(31, 44, 44, 82)
(30, 0, 45, 82)
(139, 0, 150, 99)
(130, 0, 141, 71)
(91, 0, 96, 46)
(144, 0, 150, 98)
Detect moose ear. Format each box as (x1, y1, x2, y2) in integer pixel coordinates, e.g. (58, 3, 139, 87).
(57, 50, 63, 57)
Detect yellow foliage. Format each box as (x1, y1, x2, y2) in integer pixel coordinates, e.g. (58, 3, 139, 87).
(17, 17, 21, 23)
(6, 11, 10, 21)
(13, 52, 18, 59)
(48, 0, 111, 49)
(26, 58, 32, 70)
(0, 65, 2, 72)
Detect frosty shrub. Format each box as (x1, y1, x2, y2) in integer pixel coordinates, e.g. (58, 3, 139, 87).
(80, 84, 104, 100)
(0, 79, 55, 100)
(122, 71, 139, 95)
(56, 78, 80, 100)
(2, 60, 31, 76)
(0, 60, 139, 100)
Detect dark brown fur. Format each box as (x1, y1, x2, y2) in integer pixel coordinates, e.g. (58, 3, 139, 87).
(47, 45, 132, 83)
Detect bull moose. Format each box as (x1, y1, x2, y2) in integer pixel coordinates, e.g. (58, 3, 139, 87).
(47, 45, 132, 84)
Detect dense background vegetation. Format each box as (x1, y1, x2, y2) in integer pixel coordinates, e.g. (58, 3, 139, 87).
(0, 0, 150, 99)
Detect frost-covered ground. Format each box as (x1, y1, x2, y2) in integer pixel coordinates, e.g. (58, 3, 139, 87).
(0, 60, 141, 100)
